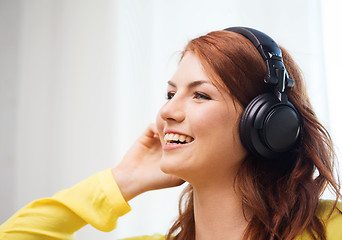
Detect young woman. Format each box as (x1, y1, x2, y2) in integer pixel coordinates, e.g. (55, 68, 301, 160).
(1, 27, 341, 240)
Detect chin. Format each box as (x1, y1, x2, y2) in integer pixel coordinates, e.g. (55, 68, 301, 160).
(160, 155, 198, 182)
(160, 155, 187, 176)
(160, 156, 179, 174)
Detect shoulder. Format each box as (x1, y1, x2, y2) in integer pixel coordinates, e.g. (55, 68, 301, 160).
(118, 233, 166, 240)
(316, 199, 342, 239)
(316, 199, 342, 219)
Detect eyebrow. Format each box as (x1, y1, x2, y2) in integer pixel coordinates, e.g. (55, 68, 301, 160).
(167, 80, 211, 89)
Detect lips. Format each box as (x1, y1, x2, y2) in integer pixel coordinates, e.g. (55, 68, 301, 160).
(162, 129, 194, 146)
(164, 133, 194, 144)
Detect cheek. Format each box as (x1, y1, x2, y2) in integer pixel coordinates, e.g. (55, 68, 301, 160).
(194, 105, 234, 137)
(193, 105, 245, 164)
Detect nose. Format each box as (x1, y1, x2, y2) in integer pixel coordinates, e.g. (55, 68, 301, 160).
(159, 96, 186, 123)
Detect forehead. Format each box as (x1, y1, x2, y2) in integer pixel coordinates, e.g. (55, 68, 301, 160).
(172, 53, 230, 93)
(171, 53, 211, 85)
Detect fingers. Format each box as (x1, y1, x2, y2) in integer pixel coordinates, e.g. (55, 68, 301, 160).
(137, 123, 162, 149)
(143, 123, 159, 139)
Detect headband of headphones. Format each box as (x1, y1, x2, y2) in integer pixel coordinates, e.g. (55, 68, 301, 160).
(223, 27, 302, 160)
(224, 27, 294, 97)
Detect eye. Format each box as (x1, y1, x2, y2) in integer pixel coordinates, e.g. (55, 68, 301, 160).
(166, 91, 175, 100)
(194, 92, 212, 100)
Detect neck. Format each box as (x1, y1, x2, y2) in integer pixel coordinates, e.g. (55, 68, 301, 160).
(192, 180, 248, 240)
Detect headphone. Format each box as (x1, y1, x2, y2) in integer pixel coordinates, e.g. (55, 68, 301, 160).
(224, 27, 302, 160)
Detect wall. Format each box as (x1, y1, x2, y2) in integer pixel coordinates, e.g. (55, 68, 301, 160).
(0, 0, 338, 239)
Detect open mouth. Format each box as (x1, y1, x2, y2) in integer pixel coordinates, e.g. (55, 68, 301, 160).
(164, 133, 194, 145)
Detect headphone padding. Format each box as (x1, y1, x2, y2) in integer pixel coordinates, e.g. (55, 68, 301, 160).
(239, 93, 301, 159)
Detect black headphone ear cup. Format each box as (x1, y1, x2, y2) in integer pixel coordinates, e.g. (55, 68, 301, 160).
(239, 93, 301, 159)
(239, 94, 268, 153)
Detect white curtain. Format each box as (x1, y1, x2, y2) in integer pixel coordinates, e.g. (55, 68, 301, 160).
(322, 0, 342, 183)
(0, 0, 340, 239)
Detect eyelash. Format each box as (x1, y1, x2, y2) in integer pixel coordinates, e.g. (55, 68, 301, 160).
(166, 92, 212, 100)
(166, 92, 175, 100)
(194, 92, 212, 100)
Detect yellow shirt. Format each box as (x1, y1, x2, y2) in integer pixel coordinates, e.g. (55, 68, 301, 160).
(0, 169, 341, 240)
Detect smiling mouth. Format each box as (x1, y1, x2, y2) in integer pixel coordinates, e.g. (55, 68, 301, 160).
(164, 133, 194, 144)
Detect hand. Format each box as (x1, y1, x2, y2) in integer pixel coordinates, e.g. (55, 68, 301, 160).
(112, 124, 184, 201)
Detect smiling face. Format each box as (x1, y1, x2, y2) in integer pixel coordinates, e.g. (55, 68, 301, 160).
(156, 53, 247, 185)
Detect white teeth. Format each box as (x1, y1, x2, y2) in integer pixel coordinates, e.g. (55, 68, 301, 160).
(164, 133, 193, 144)
(169, 133, 174, 140)
(179, 135, 186, 142)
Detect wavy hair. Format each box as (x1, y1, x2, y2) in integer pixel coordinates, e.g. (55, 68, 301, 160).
(166, 30, 341, 240)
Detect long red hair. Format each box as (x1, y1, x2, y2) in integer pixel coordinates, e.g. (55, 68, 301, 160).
(166, 30, 341, 240)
